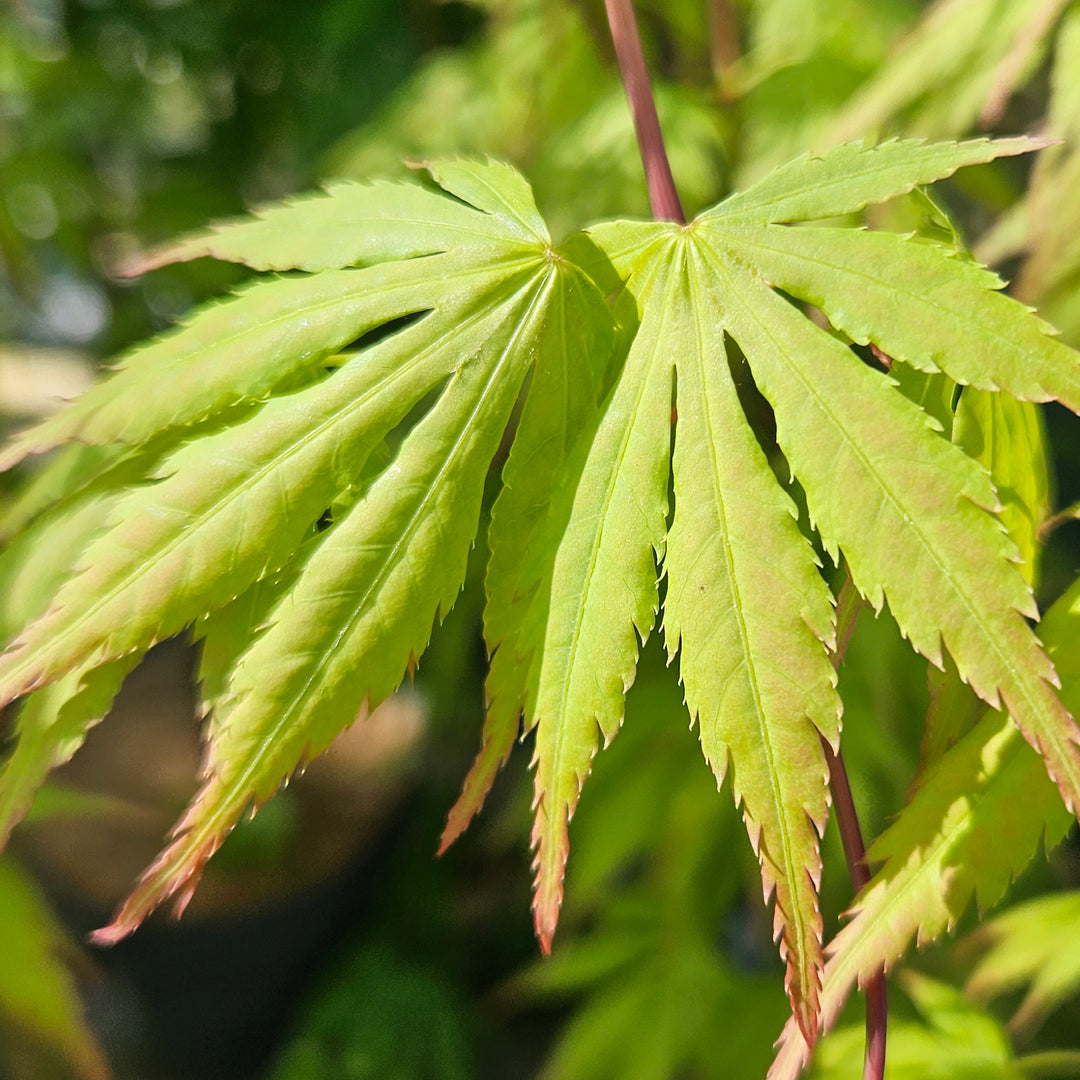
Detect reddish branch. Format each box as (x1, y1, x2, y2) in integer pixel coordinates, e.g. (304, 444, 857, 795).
(824, 574, 887, 1080)
(603, 0, 685, 223)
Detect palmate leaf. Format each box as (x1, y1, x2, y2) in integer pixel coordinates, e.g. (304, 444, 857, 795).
(0, 158, 607, 875)
(0, 139, 1078, 1052)
(439, 236, 612, 853)
(558, 224, 841, 1035)
(519, 136, 1080, 1037)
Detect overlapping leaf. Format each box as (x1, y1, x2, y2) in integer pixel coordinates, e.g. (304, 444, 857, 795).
(769, 574, 1080, 1079)
(513, 136, 1080, 1037)
(0, 159, 610, 925)
(81, 164, 615, 942)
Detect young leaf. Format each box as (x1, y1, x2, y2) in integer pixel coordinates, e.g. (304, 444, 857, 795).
(527, 209, 843, 1031)
(664, 237, 840, 1036)
(1, 143, 1077, 1061)
(134, 174, 528, 273)
(526, 228, 674, 955)
(709, 226, 1080, 411)
(0, 166, 548, 469)
(441, 239, 612, 851)
(0, 261, 544, 704)
(704, 137, 1046, 227)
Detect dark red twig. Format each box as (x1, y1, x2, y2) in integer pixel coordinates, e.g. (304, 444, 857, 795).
(823, 574, 887, 1080)
(603, 0, 685, 223)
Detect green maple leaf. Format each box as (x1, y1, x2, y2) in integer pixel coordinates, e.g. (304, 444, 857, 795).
(1, 139, 1079, 1047)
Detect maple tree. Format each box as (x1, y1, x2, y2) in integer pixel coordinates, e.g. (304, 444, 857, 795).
(3, 2, 1080, 1079)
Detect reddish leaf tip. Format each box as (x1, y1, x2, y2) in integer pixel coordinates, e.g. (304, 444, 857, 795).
(534, 906, 556, 955)
(86, 922, 131, 948)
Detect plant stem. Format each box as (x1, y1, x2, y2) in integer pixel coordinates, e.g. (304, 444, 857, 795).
(1016, 1049, 1080, 1078)
(603, 0, 685, 223)
(823, 572, 887, 1080)
(1039, 499, 1080, 542)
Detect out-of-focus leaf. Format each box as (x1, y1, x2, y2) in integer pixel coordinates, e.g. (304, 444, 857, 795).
(266, 943, 471, 1080)
(828, 0, 1066, 141)
(0, 858, 109, 1080)
(807, 972, 1023, 1079)
(920, 385, 1051, 770)
(966, 890, 1080, 1041)
(953, 388, 1050, 592)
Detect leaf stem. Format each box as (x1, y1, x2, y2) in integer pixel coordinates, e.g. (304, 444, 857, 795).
(1038, 499, 1080, 542)
(1016, 1049, 1080, 1078)
(603, 0, 686, 223)
(822, 572, 887, 1080)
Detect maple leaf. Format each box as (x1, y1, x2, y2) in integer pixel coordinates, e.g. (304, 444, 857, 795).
(457, 137, 1080, 1038)
(1, 140, 1079, 1050)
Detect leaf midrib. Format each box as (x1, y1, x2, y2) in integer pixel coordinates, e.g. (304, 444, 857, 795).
(685, 238, 817, 1009)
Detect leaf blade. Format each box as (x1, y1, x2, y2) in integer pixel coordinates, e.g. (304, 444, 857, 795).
(710, 224, 1080, 414)
(704, 138, 1046, 227)
(660, 236, 840, 1036)
(92, 261, 581, 940)
(528, 240, 675, 950)
(704, 242, 1080, 819)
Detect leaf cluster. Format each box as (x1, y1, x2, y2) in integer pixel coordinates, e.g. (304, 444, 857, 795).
(2, 127, 1080, 1080)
